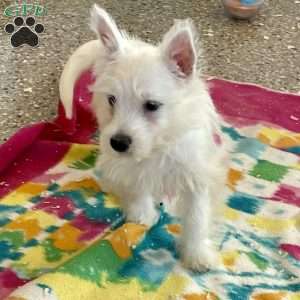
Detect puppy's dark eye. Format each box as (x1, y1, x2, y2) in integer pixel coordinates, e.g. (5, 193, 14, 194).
(107, 95, 116, 107)
(144, 101, 162, 112)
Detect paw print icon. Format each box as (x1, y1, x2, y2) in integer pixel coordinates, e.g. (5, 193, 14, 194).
(4, 16, 44, 47)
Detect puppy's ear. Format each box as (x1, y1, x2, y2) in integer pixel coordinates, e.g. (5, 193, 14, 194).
(161, 20, 198, 78)
(90, 4, 123, 54)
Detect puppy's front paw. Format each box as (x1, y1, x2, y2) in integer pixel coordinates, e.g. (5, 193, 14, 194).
(181, 240, 220, 272)
(126, 205, 158, 227)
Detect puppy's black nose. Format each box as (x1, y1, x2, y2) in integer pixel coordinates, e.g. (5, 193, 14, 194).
(110, 134, 132, 153)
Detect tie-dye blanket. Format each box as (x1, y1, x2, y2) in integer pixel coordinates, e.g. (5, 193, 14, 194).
(1, 71, 300, 300)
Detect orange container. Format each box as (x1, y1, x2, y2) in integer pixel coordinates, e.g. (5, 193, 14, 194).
(222, 0, 264, 20)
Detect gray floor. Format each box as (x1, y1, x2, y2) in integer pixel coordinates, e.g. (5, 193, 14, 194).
(0, 0, 299, 141)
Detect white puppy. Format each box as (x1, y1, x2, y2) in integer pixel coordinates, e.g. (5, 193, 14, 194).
(60, 4, 227, 271)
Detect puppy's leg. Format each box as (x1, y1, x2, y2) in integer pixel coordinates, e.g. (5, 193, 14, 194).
(124, 191, 158, 227)
(180, 186, 219, 271)
(98, 174, 158, 226)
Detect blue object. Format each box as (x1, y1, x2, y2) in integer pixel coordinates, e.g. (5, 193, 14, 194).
(240, 0, 259, 5)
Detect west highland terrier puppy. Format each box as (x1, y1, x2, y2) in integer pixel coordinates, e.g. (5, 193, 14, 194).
(59, 4, 227, 271)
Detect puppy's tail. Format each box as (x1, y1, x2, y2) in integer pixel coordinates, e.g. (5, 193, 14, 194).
(59, 40, 100, 119)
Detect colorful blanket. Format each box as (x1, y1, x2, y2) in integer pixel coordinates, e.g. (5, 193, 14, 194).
(1, 72, 300, 300)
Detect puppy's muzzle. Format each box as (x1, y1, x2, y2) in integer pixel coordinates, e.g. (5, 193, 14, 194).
(110, 134, 132, 153)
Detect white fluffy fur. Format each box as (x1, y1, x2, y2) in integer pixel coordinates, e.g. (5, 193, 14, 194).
(59, 4, 227, 271)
